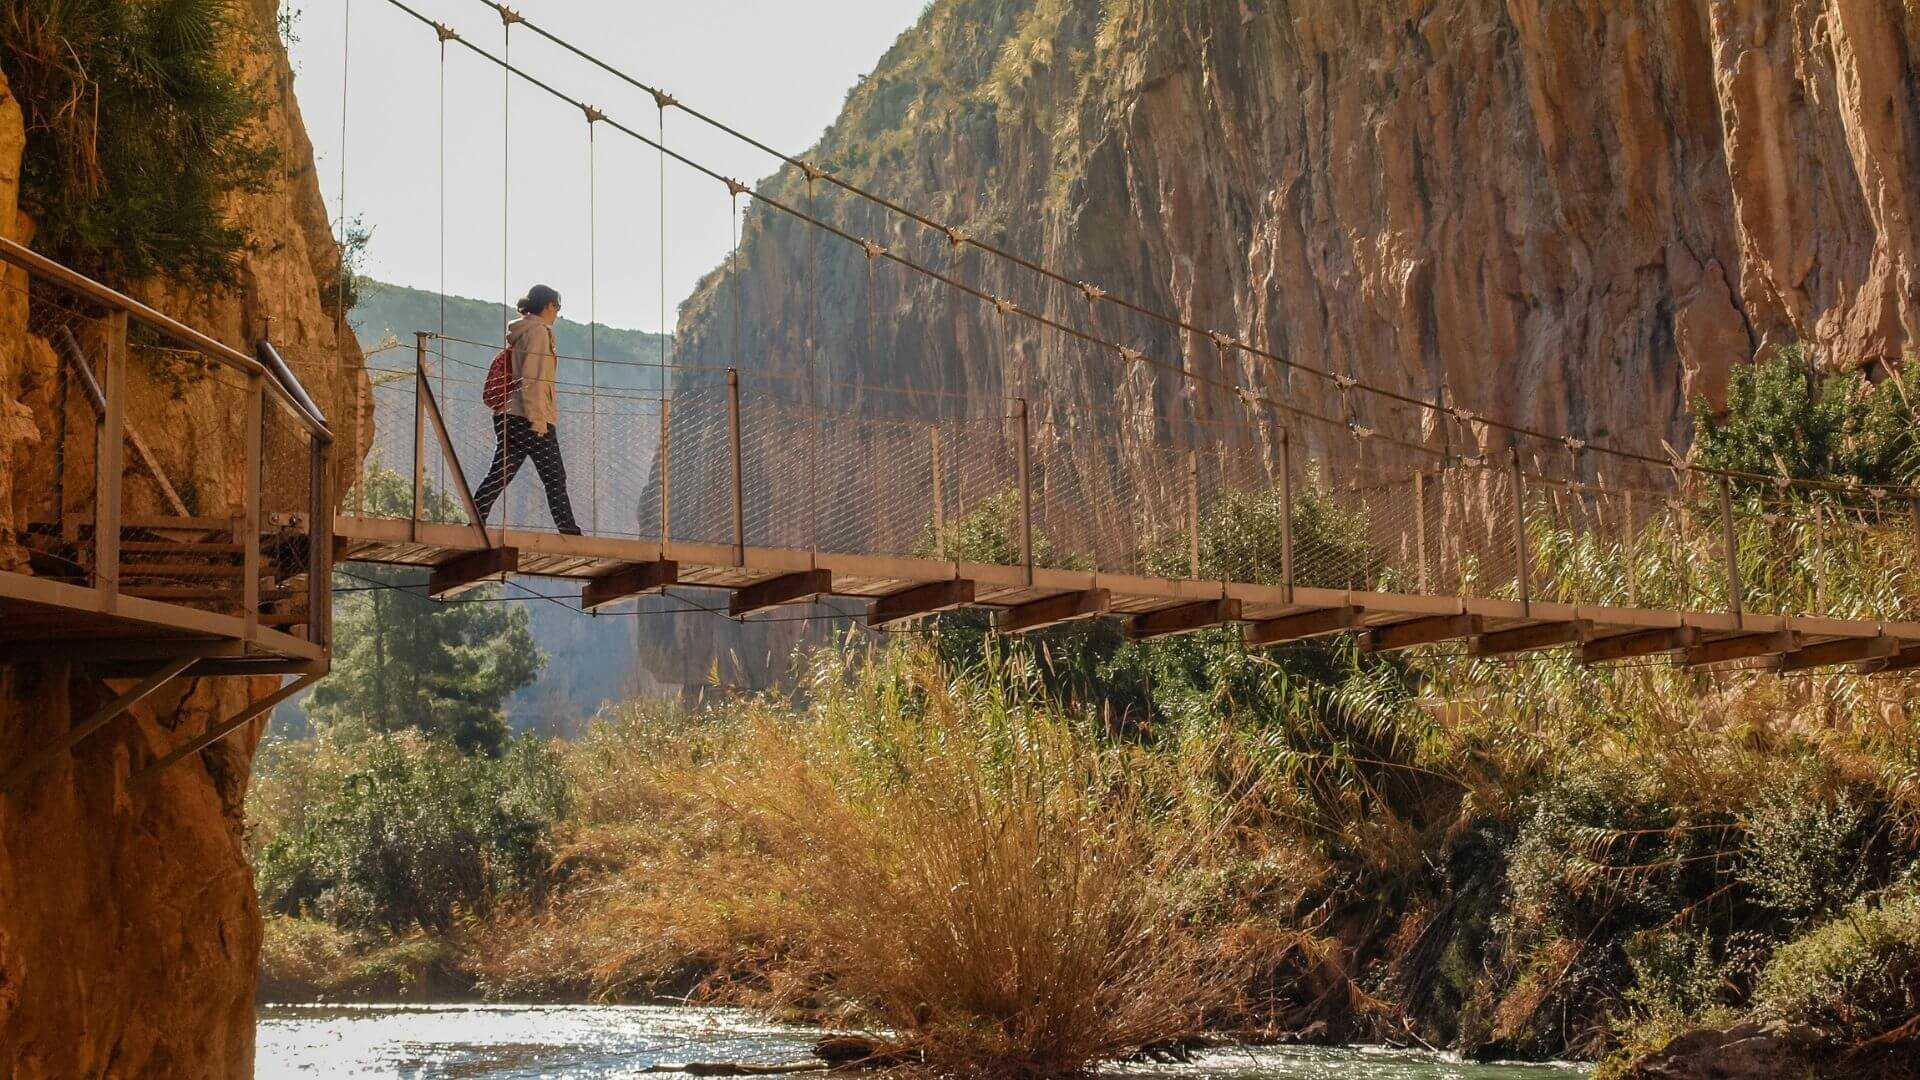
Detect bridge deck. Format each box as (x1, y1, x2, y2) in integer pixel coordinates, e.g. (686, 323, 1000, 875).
(335, 516, 1920, 670)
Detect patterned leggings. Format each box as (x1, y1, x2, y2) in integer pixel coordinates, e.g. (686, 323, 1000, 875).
(473, 413, 581, 534)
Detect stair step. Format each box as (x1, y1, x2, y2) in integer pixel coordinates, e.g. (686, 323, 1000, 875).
(120, 542, 246, 556)
(122, 586, 295, 602)
(119, 563, 263, 578)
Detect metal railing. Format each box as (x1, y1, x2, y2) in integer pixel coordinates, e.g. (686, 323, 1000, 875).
(0, 236, 335, 653)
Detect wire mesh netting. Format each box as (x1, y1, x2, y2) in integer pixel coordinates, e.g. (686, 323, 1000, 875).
(337, 337, 1920, 632)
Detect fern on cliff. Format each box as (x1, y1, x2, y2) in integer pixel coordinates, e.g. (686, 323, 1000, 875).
(0, 0, 275, 283)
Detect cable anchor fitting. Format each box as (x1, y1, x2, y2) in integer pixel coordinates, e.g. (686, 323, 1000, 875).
(991, 296, 1016, 317)
(1208, 330, 1235, 351)
(651, 88, 678, 112)
(798, 160, 826, 183)
(1349, 423, 1377, 441)
(724, 177, 750, 199)
(1119, 346, 1145, 366)
(1077, 281, 1106, 302)
(1563, 436, 1585, 453)
(943, 226, 969, 249)
(582, 104, 606, 125)
(496, 4, 524, 25)
(433, 21, 459, 42)
(1332, 373, 1357, 391)
(858, 239, 887, 260)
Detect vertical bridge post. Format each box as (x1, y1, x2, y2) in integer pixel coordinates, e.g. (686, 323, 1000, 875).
(1016, 397, 1032, 586)
(309, 431, 334, 649)
(411, 332, 428, 541)
(1508, 443, 1531, 616)
(728, 367, 744, 567)
(1279, 428, 1294, 605)
(657, 397, 671, 545)
(1187, 448, 1201, 579)
(96, 311, 128, 612)
(242, 372, 263, 642)
(1719, 474, 1743, 627)
(1414, 467, 1429, 594)
(930, 424, 945, 560)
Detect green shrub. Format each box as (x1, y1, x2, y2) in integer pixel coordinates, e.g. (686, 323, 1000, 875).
(1737, 774, 1877, 922)
(1, 0, 277, 283)
(1754, 891, 1920, 1039)
(1694, 347, 1918, 486)
(256, 732, 571, 935)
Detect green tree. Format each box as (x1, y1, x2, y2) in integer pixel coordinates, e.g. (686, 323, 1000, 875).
(309, 468, 543, 755)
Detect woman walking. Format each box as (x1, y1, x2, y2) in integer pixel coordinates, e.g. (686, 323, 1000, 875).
(474, 284, 582, 535)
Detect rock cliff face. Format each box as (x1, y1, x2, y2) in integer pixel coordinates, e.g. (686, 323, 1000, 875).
(650, 0, 1920, 688)
(0, 1, 363, 1074)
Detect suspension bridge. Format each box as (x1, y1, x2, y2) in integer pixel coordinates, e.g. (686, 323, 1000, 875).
(6, 0, 1920, 790)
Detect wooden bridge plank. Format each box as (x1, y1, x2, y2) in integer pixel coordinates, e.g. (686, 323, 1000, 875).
(994, 589, 1110, 634)
(1364, 614, 1482, 653)
(1775, 635, 1897, 672)
(1126, 599, 1242, 641)
(868, 579, 975, 627)
(1243, 606, 1362, 648)
(581, 561, 678, 611)
(1471, 620, 1591, 658)
(1580, 626, 1698, 664)
(1683, 631, 1798, 668)
(730, 570, 833, 617)
(428, 547, 520, 599)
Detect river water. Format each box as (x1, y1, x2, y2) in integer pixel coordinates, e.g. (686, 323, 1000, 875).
(256, 1004, 1589, 1079)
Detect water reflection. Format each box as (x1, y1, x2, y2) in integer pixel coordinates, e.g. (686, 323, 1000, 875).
(257, 1004, 1588, 1079)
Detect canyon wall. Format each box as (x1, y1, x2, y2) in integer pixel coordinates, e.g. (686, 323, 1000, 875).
(0, 1, 364, 1074)
(647, 0, 1920, 688)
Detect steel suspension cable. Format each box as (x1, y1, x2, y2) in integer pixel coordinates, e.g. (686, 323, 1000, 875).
(382, 0, 1914, 496)
(453, 0, 1635, 469)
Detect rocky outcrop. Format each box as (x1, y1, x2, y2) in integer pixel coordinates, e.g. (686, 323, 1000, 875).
(650, 0, 1920, 689)
(0, 1, 364, 1075)
(1616, 1022, 1920, 1080)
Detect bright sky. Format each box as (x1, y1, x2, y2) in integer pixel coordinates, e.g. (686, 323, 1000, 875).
(291, 0, 926, 334)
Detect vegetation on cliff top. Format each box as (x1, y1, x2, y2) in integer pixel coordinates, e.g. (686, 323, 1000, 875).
(0, 0, 275, 283)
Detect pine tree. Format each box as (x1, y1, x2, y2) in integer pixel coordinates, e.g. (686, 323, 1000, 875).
(308, 469, 543, 756)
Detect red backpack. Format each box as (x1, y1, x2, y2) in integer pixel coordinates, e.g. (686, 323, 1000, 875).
(482, 346, 513, 412)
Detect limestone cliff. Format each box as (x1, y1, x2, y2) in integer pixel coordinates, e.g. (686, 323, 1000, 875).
(0, 1, 364, 1074)
(650, 0, 1920, 689)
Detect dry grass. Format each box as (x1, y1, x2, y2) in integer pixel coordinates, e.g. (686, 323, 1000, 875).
(478, 648, 1253, 1076)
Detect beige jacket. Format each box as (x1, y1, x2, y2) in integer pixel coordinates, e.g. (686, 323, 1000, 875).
(505, 315, 558, 434)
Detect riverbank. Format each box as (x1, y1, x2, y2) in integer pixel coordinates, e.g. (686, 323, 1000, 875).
(255, 1003, 1589, 1079)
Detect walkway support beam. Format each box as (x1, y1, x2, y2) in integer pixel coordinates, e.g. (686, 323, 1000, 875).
(0, 656, 196, 795)
(430, 546, 520, 599)
(1365, 613, 1482, 653)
